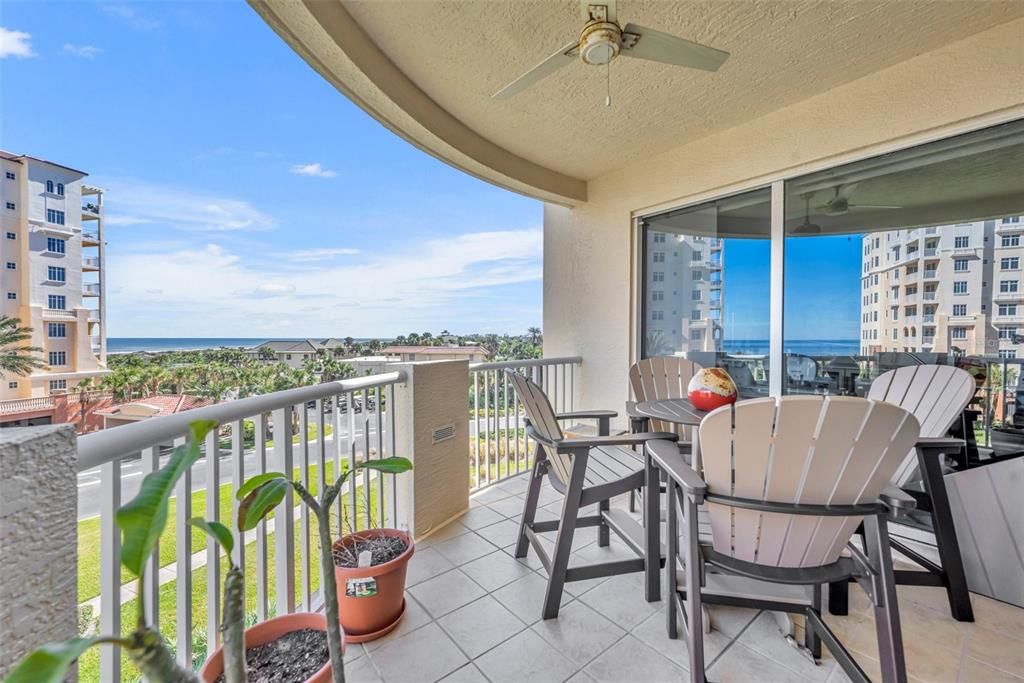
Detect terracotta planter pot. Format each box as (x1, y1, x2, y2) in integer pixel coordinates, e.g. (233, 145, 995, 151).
(332, 528, 414, 643)
(199, 612, 338, 683)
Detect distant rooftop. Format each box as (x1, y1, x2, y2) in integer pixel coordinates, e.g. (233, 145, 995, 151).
(0, 149, 88, 177)
(383, 345, 491, 357)
(96, 394, 212, 418)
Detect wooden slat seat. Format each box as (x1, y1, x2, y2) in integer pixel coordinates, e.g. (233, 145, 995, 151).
(583, 446, 644, 487)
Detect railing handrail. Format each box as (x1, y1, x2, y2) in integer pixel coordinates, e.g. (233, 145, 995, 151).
(469, 356, 582, 372)
(0, 396, 55, 414)
(77, 371, 405, 469)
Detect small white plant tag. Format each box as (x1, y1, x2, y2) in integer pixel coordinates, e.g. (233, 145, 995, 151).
(358, 550, 372, 568)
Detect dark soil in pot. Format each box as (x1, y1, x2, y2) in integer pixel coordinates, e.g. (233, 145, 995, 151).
(333, 533, 409, 568)
(213, 628, 328, 683)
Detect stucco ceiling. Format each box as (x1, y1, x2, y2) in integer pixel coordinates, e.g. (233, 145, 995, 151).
(340, 0, 1024, 182)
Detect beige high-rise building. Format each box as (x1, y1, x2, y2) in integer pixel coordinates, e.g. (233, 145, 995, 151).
(0, 151, 107, 415)
(644, 232, 724, 354)
(860, 217, 1024, 359)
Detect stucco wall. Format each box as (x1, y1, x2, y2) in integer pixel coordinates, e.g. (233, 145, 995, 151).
(0, 425, 77, 676)
(544, 17, 1024, 416)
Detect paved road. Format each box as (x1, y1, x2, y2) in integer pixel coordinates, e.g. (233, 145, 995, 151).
(76, 411, 511, 520)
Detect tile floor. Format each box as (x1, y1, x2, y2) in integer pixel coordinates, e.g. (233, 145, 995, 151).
(341, 474, 1024, 683)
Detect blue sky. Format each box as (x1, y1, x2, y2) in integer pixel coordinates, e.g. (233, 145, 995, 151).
(0, 1, 543, 338)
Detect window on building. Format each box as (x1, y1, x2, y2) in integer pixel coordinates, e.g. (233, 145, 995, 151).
(46, 180, 54, 193)
(1000, 304, 1018, 316)
(999, 327, 1018, 340)
(652, 232, 666, 243)
(47, 266, 66, 282)
(48, 351, 67, 366)
(954, 236, 970, 248)
(954, 281, 968, 294)
(1000, 280, 1019, 293)
(652, 290, 664, 301)
(6, 293, 15, 300)
(1003, 235, 1021, 247)
(5, 262, 15, 270)
(953, 304, 967, 316)
(5, 232, 14, 240)
(7, 381, 17, 389)
(691, 250, 703, 261)
(49, 379, 67, 392)
(48, 322, 66, 338)
(5, 202, 14, 211)
(4, 172, 14, 180)
(653, 252, 665, 263)
(954, 259, 969, 272)
(691, 289, 702, 301)
(652, 271, 664, 282)
(46, 209, 66, 225)
(46, 237, 66, 254)
(691, 271, 702, 281)
(47, 295, 66, 310)
(56, 183, 64, 196)
(690, 329, 702, 340)
(690, 310, 701, 321)
(951, 327, 968, 340)
(1004, 216, 1022, 224)
(1003, 257, 1021, 270)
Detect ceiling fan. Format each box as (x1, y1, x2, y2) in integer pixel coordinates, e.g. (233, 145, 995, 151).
(791, 195, 822, 235)
(822, 183, 902, 216)
(492, 0, 730, 101)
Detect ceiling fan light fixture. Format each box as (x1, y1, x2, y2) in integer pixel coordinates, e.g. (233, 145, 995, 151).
(578, 21, 621, 65)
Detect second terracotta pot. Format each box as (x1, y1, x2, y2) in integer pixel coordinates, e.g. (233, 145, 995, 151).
(332, 528, 414, 643)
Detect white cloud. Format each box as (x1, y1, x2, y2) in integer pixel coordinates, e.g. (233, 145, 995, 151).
(0, 27, 36, 59)
(285, 247, 360, 262)
(100, 3, 162, 30)
(106, 229, 542, 336)
(290, 163, 337, 178)
(63, 43, 102, 59)
(99, 179, 276, 232)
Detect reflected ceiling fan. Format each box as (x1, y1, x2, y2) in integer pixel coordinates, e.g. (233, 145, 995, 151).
(792, 195, 822, 235)
(822, 183, 902, 216)
(492, 0, 730, 102)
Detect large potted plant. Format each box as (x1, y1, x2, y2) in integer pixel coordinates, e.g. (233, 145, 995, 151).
(239, 454, 412, 672)
(4, 421, 218, 683)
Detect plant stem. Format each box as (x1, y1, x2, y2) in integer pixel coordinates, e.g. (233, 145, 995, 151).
(127, 627, 200, 682)
(318, 507, 346, 683)
(221, 564, 246, 683)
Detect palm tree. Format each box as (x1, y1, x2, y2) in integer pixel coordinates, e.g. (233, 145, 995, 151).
(0, 316, 44, 377)
(76, 377, 97, 432)
(527, 327, 542, 345)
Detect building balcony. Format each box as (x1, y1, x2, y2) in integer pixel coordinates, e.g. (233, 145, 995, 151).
(82, 256, 100, 271)
(922, 335, 936, 345)
(922, 314, 936, 323)
(996, 221, 1024, 233)
(923, 269, 938, 279)
(925, 227, 939, 234)
(0, 396, 55, 415)
(994, 291, 1024, 302)
(923, 291, 938, 301)
(81, 203, 101, 219)
(705, 259, 723, 270)
(82, 231, 100, 246)
(82, 283, 101, 297)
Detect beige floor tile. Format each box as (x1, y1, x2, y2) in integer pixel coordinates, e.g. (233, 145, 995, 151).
(345, 653, 384, 683)
(706, 642, 810, 683)
(584, 634, 687, 682)
(457, 505, 506, 531)
(409, 568, 487, 618)
(439, 595, 528, 659)
(577, 573, 660, 631)
(473, 518, 520, 548)
(631, 609, 733, 668)
(474, 629, 579, 683)
(433, 531, 500, 567)
(530, 600, 626, 667)
(472, 486, 516, 505)
(960, 656, 1024, 683)
(492, 571, 573, 624)
(406, 546, 456, 587)
(364, 593, 433, 652)
(737, 612, 836, 683)
(460, 549, 535, 592)
(369, 622, 468, 682)
(971, 595, 1024, 642)
(439, 663, 490, 683)
(966, 622, 1024, 677)
(422, 521, 472, 544)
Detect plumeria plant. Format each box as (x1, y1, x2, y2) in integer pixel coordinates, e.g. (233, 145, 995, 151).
(4, 420, 220, 683)
(235, 455, 412, 683)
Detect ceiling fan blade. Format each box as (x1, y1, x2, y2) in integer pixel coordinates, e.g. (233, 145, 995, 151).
(836, 182, 859, 200)
(580, 0, 617, 23)
(621, 23, 729, 72)
(849, 204, 903, 210)
(492, 41, 578, 100)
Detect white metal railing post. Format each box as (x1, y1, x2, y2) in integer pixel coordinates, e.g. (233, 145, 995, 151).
(173, 436, 192, 668)
(98, 458, 121, 682)
(299, 403, 311, 610)
(204, 429, 221, 649)
(271, 406, 295, 616)
(254, 415, 268, 621)
(140, 447, 160, 629)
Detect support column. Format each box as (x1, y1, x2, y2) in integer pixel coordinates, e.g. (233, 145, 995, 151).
(0, 426, 77, 677)
(390, 361, 470, 539)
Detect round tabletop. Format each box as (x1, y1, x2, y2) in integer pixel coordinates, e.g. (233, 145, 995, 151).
(633, 398, 709, 426)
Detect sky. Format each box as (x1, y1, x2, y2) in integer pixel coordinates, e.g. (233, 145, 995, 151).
(0, 1, 543, 338)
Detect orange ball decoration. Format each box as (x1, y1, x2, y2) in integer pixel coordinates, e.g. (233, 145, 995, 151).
(687, 367, 738, 411)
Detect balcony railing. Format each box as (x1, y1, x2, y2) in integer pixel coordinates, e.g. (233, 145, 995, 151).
(923, 314, 936, 323)
(83, 256, 101, 270)
(83, 283, 101, 296)
(922, 336, 936, 344)
(468, 356, 581, 492)
(923, 292, 937, 301)
(0, 396, 55, 414)
(43, 308, 76, 319)
(82, 231, 100, 244)
(77, 372, 404, 680)
(82, 203, 100, 215)
(924, 248, 938, 257)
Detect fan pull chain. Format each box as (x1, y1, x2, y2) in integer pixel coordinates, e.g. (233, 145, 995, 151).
(605, 61, 611, 107)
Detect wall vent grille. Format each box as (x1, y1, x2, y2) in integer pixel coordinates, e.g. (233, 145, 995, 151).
(432, 423, 456, 444)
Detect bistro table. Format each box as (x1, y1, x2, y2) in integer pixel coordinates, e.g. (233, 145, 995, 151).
(630, 397, 709, 468)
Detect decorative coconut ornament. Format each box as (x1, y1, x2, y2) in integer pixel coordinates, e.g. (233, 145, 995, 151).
(687, 367, 738, 411)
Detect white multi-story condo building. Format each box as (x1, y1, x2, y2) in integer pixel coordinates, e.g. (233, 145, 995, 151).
(0, 151, 107, 406)
(860, 217, 1024, 358)
(645, 232, 724, 354)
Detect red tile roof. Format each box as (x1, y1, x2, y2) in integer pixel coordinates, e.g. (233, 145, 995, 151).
(383, 345, 491, 356)
(97, 394, 213, 417)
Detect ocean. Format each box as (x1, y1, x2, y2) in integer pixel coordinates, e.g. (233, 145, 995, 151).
(724, 339, 860, 356)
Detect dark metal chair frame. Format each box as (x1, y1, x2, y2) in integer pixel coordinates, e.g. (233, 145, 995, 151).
(648, 439, 917, 683)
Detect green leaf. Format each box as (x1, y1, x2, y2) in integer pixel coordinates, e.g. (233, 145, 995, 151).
(116, 434, 205, 579)
(3, 637, 106, 683)
(356, 456, 413, 474)
(189, 419, 218, 443)
(190, 517, 233, 556)
(238, 479, 289, 531)
(235, 472, 288, 502)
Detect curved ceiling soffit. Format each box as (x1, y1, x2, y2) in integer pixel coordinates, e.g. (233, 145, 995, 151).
(249, 0, 587, 206)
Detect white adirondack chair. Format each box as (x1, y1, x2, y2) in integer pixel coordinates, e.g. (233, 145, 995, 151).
(628, 356, 703, 442)
(507, 369, 676, 619)
(648, 395, 921, 683)
(829, 364, 978, 621)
